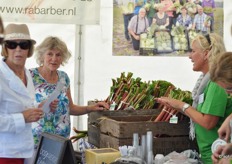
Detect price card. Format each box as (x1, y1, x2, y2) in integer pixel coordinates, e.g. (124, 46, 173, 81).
(169, 115, 178, 124)
(42, 80, 65, 113)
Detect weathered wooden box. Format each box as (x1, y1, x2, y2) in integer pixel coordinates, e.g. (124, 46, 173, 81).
(88, 110, 198, 155)
(99, 115, 197, 155)
(88, 109, 160, 147)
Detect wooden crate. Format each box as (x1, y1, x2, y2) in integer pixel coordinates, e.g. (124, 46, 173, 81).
(100, 134, 196, 155)
(88, 109, 160, 148)
(99, 115, 197, 155)
(88, 113, 198, 155)
(139, 48, 155, 56)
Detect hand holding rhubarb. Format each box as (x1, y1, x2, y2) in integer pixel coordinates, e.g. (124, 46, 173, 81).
(88, 101, 110, 112)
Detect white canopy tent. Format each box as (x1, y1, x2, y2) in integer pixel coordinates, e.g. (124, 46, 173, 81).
(1, 0, 231, 150)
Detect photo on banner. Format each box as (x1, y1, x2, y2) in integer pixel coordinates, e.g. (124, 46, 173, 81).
(113, 0, 223, 56)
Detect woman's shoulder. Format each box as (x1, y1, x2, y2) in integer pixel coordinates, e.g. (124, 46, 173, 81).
(57, 70, 68, 76)
(58, 70, 70, 87)
(177, 14, 182, 19)
(58, 70, 70, 81)
(207, 81, 226, 93)
(186, 15, 192, 21)
(187, 14, 192, 18)
(208, 81, 220, 87)
(29, 67, 39, 75)
(164, 13, 169, 18)
(29, 67, 35, 71)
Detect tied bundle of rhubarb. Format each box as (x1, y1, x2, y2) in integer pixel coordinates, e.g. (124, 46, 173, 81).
(104, 72, 193, 122)
(105, 72, 176, 110)
(70, 127, 88, 143)
(155, 88, 193, 122)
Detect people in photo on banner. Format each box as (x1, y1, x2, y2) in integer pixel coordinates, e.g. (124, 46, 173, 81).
(209, 52, 232, 163)
(161, 0, 174, 30)
(171, 0, 182, 27)
(184, 0, 197, 21)
(176, 6, 192, 29)
(156, 33, 232, 164)
(194, 0, 202, 6)
(134, 0, 147, 15)
(192, 4, 211, 34)
(145, 0, 159, 26)
(202, 0, 215, 33)
(152, 3, 169, 29)
(122, 0, 134, 41)
(0, 23, 44, 164)
(128, 8, 149, 50)
(29, 36, 109, 154)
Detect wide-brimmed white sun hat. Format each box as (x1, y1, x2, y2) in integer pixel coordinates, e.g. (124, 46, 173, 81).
(4, 24, 36, 44)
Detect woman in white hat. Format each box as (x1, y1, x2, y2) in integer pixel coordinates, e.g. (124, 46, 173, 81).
(0, 23, 44, 164)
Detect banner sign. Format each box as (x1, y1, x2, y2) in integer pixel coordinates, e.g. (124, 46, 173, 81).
(0, 0, 100, 25)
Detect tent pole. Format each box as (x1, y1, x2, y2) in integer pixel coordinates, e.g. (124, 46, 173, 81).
(77, 25, 82, 105)
(72, 24, 83, 151)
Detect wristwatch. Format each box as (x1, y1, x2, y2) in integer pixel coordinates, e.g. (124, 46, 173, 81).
(182, 103, 190, 113)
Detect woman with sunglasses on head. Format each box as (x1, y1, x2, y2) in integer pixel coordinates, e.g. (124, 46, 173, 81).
(0, 23, 44, 164)
(156, 33, 232, 164)
(210, 52, 232, 163)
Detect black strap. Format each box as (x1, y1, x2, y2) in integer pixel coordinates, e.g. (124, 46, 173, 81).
(135, 15, 147, 34)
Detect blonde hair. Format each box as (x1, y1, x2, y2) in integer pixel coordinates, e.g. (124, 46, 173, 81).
(210, 52, 232, 84)
(34, 36, 71, 66)
(191, 33, 226, 65)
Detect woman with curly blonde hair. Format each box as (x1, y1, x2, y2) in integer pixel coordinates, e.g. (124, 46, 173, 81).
(29, 36, 109, 154)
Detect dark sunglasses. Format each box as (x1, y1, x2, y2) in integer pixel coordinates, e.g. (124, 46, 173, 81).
(5, 41, 31, 50)
(0, 34, 4, 45)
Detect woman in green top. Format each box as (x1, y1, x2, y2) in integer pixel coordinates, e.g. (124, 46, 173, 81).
(156, 33, 232, 164)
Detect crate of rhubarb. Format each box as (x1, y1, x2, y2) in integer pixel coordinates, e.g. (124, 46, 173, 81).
(87, 72, 196, 155)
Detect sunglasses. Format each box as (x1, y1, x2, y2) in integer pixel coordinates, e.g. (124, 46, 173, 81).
(204, 33, 211, 45)
(5, 41, 31, 50)
(0, 34, 4, 45)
